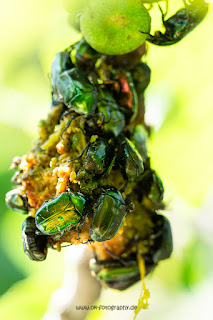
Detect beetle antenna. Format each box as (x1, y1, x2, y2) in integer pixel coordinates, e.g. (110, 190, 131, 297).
(85, 111, 105, 127)
(119, 180, 128, 193)
(99, 154, 117, 180)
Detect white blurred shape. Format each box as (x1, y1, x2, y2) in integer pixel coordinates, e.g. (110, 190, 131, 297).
(0, 86, 48, 134)
(196, 185, 213, 244)
(145, 84, 173, 131)
(42, 246, 85, 320)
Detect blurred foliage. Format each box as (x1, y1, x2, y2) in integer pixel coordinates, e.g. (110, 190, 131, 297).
(0, 0, 213, 319)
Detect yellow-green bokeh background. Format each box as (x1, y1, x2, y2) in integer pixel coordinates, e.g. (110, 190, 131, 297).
(0, 0, 213, 319)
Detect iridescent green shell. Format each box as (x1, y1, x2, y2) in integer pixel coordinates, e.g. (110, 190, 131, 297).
(35, 192, 86, 235)
(123, 138, 144, 178)
(98, 91, 125, 137)
(56, 68, 96, 114)
(84, 138, 109, 175)
(90, 189, 127, 242)
(22, 217, 48, 261)
(5, 189, 28, 214)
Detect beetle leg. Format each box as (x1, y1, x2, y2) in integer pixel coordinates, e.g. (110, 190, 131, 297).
(76, 228, 80, 241)
(98, 98, 117, 107)
(149, 230, 162, 240)
(97, 154, 117, 182)
(101, 243, 132, 267)
(84, 111, 105, 127)
(68, 142, 90, 162)
(90, 69, 99, 85)
(52, 233, 62, 242)
(56, 224, 61, 232)
(119, 179, 129, 193)
(90, 87, 99, 114)
(61, 114, 80, 138)
(140, 31, 159, 44)
(141, 1, 168, 40)
(95, 112, 106, 127)
(61, 109, 72, 118)
(103, 154, 117, 178)
(52, 226, 66, 242)
(68, 211, 89, 235)
(157, 2, 167, 24)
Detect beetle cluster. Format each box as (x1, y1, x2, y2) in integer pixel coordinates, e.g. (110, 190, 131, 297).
(5, 37, 173, 290)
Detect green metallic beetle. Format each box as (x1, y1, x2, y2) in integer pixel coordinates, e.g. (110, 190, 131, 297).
(83, 137, 110, 175)
(61, 88, 126, 140)
(112, 71, 138, 123)
(90, 258, 140, 290)
(146, 171, 164, 210)
(97, 91, 125, 137)
(70, 137, 115, 178)
(152, 215, 173, 263)
(83, 135, 144, 185)
(90, 214, 173, 290)
(22, 217, 48, 261)
(51, 38, 100, 100)
(146, 0, 209, 46)
(134, 170, 164, 209)
(56, 68, 97, 115)
(51, 52, 74, 105)
(74, 37, 101, 67)
(131, 124, 149, 162)
(121, 137, 144, 179)
(132, 62, 151, 95)
(35, 192, 86, 235)
(5, 189, 28, 214)
(51, 50, 74, 97)
(90, 188, 127, 242)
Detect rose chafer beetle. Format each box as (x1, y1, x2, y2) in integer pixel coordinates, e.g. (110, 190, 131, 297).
(90, 188, 127, 242)
(90, 258, 140, 291)
(75, 37, 101, 67)
(131, 124, 149, 162)
(152, 215, 173, 263)
(35, 192, 86, 235)
(97, 91, 125, 137)
(112, 71, 138, 122)
(83, 137, 110, 175)
(51, 49, 74, 98)
(121, 137, 144, 179)
(146, 0, 209, 46)
(145, 171, 164, 210)
(22, 217, 48, 261)
(5, 189, 28, 214)
(56, 68, 97, 115)
(132, 62, 151, 95)
(135, 170, 164, 209)
(90, 214, 173, 290)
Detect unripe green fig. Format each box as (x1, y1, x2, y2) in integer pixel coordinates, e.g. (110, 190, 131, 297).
(80, 0, 151, 55)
